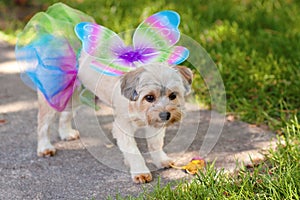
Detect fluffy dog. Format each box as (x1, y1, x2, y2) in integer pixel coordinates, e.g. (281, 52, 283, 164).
(37, 50, 193, 183)
(15, 3, 192, 184)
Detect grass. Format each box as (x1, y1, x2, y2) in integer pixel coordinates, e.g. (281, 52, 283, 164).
(1, 0, 299, 199)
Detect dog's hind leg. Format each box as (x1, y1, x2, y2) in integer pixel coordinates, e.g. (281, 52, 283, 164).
(58, 111, 80, 141)
(37, 91, 57, 157)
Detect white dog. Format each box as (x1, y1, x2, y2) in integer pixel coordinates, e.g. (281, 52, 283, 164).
(16, 3, 193, 183)
(37, 50, 193, 183)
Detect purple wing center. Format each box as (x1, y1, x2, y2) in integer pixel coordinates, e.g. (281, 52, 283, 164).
(116, 46, 158, 65)
(119, 50, 142, 62)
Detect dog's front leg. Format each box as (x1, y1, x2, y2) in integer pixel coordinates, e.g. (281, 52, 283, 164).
(112, 119, 152, 183)
(146, 127, 174, 169)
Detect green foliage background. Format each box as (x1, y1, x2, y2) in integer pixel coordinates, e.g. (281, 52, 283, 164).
(1, 0, 299, 129)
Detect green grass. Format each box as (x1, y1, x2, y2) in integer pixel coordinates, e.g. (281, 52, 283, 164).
(1, 0, 299, 199)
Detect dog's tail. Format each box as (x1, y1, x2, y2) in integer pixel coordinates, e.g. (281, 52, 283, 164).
(15, 3, 94, 111)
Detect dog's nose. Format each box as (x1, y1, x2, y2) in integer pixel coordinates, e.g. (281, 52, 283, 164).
(159, 112, 171, 121)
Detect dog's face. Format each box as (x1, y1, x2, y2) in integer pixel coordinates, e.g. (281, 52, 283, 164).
(120, 63, 193, 128)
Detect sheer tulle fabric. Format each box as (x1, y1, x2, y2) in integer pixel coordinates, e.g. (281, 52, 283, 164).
(15, 3, 94, 111)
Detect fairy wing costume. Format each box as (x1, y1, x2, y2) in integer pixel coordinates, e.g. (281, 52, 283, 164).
(15, 3, 189, 111)
(75, 10, 189, 76)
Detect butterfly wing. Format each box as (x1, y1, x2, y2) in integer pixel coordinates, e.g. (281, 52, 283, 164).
(75, 22, 122, 58)
(89, 59, 132, 76)
(133, 10, 180, 50)
(75, 22, 135, 75)
(155, 46, 189, 65)
(132, 10, 189, 65)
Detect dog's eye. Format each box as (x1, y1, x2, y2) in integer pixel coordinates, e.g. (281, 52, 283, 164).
(169, 92, 177, 100)
(145, 95, 155, 103)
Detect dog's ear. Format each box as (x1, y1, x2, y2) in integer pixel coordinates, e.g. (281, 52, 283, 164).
(174, 65, 193, 95)
(120, 68, 144, 101)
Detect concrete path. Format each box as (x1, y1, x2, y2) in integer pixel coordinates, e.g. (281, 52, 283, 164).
(0, 41, 277, 199)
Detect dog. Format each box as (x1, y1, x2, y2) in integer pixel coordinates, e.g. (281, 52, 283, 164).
(37, 49, 193, 183)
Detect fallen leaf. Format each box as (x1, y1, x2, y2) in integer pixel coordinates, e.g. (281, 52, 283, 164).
(170, 157, 206, 175)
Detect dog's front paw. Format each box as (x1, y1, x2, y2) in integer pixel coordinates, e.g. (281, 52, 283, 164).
(37, 143, 56, 157)
(151, 151, 174, 169)
(59, 129, 80, 141)
(132, 173, 152, 184)
(153, 158, 174, 169)
(159, 159, 175, 169)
